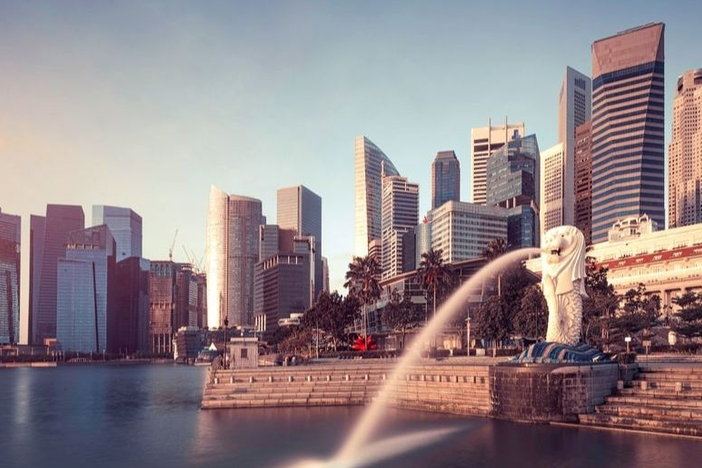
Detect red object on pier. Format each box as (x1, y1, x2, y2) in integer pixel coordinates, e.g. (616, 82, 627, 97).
(352, 335, 377, 352)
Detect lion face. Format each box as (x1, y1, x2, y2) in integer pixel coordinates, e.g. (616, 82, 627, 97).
(542, 225, 583, 265)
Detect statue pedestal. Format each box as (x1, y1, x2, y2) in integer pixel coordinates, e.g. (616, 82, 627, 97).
(489, 362, 619, 423)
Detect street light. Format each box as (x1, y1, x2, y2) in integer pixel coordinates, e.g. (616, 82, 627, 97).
(465, 316, 472, 355)
(625, 336, 632, 354)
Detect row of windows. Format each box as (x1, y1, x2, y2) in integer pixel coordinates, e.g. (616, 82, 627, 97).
(592, 88, 664, 116)
(593, 83, 665, 108)
(591, 152, 664, 178)
(593, 172, 665, 187)
(592, 184, 665, 209)
(591, 124, 664, 150)
(593, 140, 664, 160)
(593, 99, 665, 124)
(593, 107, 664, 130)
(592, 61, 664, 91)
(592, 91, 665, 119)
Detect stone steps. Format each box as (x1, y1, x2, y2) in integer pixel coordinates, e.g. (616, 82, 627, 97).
(579, 413, 702, 437)
(579, 364, 702, 438)
(596, 403, 702, 420)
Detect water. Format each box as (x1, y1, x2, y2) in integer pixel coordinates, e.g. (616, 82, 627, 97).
(1, 364, 701, 468)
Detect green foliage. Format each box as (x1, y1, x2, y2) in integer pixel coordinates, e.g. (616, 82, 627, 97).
(481, 238, 508, 261)
(382, 289, 423, 349)
(513, 284, 548, 339)
(303, 291, 360, 351)
(473, 296, 511, 346)
(344, 255, 381, 306)
(672, 292, 702, 340)
(606, 283, 660, 344)
(417, 248, 456, 309)
(582, 262, 618, 346)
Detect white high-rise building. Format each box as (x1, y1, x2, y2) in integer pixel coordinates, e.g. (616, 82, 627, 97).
(540, 143, 566, 236)
(381, 175, 419, 280)
(668, 69, 702, 228)
(470, 118, 525, 205)
(557, 67, 592, 226)
(205, 186, 263, 328)
(354, 136, 400, 256)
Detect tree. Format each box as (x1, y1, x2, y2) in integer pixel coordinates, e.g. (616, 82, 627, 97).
(582, 263, 618, 346)
(481, 238, 509, 295)
(513, 284, 548, 340)
(607, 283, 660, 345)
(382, 289, 422, 349)
(473, 296, 510, 351)
(672, 292, 702, 341)
(417, 248, 453, 320)
(303, 291, 360, 351)
(344, 255, 381, 342)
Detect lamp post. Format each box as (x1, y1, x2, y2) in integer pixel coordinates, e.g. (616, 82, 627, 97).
(625, 336, 632, 354)
(465, 316, 472, 354)
(223, 316, 229, 368)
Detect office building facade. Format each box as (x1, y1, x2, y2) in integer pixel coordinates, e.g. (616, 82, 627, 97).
(558, 67, 592, 226)
(485, 133, 540, 248)
(34, 204, 85, 345)
(112, 256, 151, 354)
(92, 205, 143, 261)
(56, 225, 116, 353)
(429, 201, 508, 263)
(206, 186, 263, 328)
(470, 118, 525, 204)
(668, 69, 702, 228)
(354, 136, 400, 256)
(540, 143, 566, 235)
(431, 151, 460, 209)
(574, 120, 594, 245)
(0, 208, 20, 344)
(381, 175, 419, 280)
(591, 23, 665, 242)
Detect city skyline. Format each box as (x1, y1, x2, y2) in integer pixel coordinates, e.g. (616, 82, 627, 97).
(3, 2, 702, 343)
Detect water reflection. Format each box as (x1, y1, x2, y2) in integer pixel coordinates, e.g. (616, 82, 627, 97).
(1, 365, 701, 468)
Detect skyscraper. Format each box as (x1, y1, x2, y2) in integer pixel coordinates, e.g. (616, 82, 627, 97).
(574, 120, 593, 245)
(668, 69, 702, 228)
(56, 225, 116, 353)
(540, 143, 566, 235)
(470, 118, 525, 204)
(355, 136, 400, 256)
(149, 260, 177, 354)
(28, 215, 45, 345)
(34, 204, 84, 345)
(277, 185, 323, 298)
(0, 208, 20, 344)
(558, 67, 592, 226)
(381, 175, 419, 280)
(431, 151, 460, 209)
(206, 186, 263, 328)
(112, 257, 150, 354)
(92, 205, 143, 261)
(485, 134, 540, 248)
(591, 23, 665, 242)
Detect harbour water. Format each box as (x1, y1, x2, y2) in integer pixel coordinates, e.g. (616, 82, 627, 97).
(1, 364, 701, 468)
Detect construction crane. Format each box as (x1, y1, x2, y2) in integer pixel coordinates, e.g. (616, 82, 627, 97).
(182, 245, 205, 272)
(168, 229, 178, 261)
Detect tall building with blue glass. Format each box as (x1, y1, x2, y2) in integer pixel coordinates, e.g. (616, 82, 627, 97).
(0, 208, 21, 344)
(485, 134, 540, 248)
(591, 23, 665, 242)
(431, 151, 460, 209)
(56, 225, 116, 353)
(92, 205, 142, 261)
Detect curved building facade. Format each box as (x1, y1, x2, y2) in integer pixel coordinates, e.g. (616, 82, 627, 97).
(206, 186, 262, 328)
(354, 136, 400, 256)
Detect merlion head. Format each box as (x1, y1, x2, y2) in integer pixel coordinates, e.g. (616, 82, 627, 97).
(541, 225, 587, 295)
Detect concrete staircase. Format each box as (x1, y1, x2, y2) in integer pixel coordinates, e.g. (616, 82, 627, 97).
(579, 363, 702, 437)
(202, 362, 491, 416)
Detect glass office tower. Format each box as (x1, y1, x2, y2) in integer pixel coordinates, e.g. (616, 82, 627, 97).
(0, 208, 20, 344)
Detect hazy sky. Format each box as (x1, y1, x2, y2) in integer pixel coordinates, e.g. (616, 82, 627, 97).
(2, 1, 701, 341)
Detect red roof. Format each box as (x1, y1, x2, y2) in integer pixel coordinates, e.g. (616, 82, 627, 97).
(598, 245, 702, 270)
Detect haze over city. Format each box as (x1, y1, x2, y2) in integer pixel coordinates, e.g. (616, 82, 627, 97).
(2, 0, 702, 344)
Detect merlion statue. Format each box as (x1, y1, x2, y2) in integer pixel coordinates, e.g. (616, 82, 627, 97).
(541, 225, 587, 346)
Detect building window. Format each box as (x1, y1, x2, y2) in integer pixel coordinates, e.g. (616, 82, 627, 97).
(240, 348, 248, 358)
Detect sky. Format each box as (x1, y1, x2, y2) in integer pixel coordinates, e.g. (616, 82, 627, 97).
(1, 1, 701, 342)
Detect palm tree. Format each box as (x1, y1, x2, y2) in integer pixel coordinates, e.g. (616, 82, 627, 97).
(417, 248, 452, 327)
(481, 238, 509, 296)
(344, 255, 382, 344)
